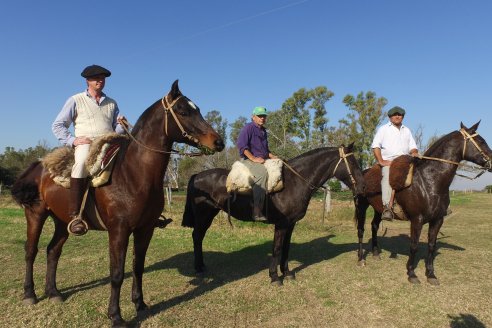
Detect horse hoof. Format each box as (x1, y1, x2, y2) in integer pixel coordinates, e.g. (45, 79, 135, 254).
(357, 259, 366, 267)
(408, 276, 421, 284)
(49, 295, 63, 303)
(427, 277, 440, 286)
(135, 301, 149, 312)
(283, 273, 296, 281)
(111, 318, 128, 328)
(271, 279, 283, 286)
(23, 297, 38, 305)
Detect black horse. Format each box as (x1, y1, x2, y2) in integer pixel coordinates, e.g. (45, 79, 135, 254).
(182, 144, 365, 285)
(355, 122, 492, 285)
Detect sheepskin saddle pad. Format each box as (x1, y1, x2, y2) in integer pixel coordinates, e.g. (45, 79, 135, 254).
(364, 155, 415, 195)
(226, 159, 284, 194)
(42, 133, 129, 188)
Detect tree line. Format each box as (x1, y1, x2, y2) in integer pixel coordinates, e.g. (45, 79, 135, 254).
(2, 86, 435, 190)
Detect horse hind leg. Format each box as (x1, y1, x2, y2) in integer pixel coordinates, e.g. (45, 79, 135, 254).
(280, 224, 296, 280)
(270, 226, 287, 286)
(371, 212, 382, 259)
(45, 216, 69, 302)
(23, 206, 49, 305)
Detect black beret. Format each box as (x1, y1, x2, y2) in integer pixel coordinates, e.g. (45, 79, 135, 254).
(387, 106, 406, 116)
(81, 65, 111, 78)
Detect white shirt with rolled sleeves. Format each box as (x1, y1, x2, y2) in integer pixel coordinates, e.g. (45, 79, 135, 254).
(371, 122, 418, 160)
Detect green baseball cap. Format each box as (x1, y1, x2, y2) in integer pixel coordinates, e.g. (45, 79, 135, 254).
(252, 106, 268, 116)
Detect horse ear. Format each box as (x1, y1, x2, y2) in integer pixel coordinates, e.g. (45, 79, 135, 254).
(169, 80, 182, 100)
(347, 142, 355, 152)
(469, 120, 481, 132)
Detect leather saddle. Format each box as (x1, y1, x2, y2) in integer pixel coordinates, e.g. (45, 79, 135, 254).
(364, 155, 415, 221)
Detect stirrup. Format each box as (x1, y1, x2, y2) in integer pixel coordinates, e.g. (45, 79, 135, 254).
(381, 207, 394, 221)
(67, 218, 89, 236)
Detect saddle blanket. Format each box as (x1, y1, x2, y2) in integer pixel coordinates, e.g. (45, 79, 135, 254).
(226, 159, 284, 194)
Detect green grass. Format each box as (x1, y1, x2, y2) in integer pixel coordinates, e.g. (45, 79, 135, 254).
(0, 192, 491, 327)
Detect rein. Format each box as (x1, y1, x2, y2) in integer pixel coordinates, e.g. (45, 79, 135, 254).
(417, 128, 490, 180)
(117, 94, 208, 157)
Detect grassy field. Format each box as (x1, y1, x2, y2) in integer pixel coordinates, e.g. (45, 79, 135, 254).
(0, 191, 491, 327)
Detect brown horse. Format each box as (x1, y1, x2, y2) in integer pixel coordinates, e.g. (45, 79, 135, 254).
(355, 122, 492, 285)
(11, 80, 224, 327)
(182, 144, 365, 285)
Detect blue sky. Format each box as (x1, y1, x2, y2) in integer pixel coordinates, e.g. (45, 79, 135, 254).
(1, 0, 491, 189)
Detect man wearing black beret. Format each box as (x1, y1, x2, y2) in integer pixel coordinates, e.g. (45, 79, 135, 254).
(52, 64, 125, 235)
(371, 106, 419, 220)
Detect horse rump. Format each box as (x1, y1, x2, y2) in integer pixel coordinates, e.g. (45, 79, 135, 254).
(182, 174, 197, 228)
(11, 161, 42, 207)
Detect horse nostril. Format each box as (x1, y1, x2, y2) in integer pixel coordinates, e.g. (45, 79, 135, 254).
(214, 139, 225, 151)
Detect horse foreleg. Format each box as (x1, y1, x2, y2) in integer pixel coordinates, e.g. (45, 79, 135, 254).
(131, 226, 154, 312)
(371, 213, 382, 259)
(45, 218, 69, 302)
(425, 217, 444, 286)
(270, 226, 287, 286)
(355, 198, 368, 265)
(107, 228, 130, 327)
(280, 223, 296, 280)
(407, 218, 423, 284)
(23, 207, 48, 305)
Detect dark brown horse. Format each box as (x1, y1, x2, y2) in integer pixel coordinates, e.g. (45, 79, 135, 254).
(182, 144, 365, 285)
(11, 80, 224, 327)
(355, 122, 492, 285)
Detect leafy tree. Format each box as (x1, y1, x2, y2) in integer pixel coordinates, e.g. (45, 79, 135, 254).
(327, 179, 342, 192)
(229, 116, 247, 145)
(339, 91, 387, 169)
(205, 110, 228, 146)
(310, 86, 334, 147)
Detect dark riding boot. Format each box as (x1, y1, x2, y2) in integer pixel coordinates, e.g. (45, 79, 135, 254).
(68, 177, 89, 236)
(253, 205, 267, 222)
(381, 205, 394, 221)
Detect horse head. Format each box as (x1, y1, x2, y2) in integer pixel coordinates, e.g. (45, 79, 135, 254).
(335, 142, 365, 195)
(162, 80, 225, 154)
(460, 121, 492, 171)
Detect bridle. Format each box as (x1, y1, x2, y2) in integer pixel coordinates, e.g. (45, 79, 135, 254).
(418, 128, 492, 179)
(119, 94, 213, 156)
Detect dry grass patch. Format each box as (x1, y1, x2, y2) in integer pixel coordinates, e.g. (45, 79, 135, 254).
(0, 192, 491, 327)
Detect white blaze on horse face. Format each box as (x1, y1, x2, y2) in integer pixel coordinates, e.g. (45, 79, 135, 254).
(188, 100, 197, 110)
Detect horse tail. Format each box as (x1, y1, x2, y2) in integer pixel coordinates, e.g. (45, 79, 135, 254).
(11, 161, 43, 208)
(181, 174, 197, 228)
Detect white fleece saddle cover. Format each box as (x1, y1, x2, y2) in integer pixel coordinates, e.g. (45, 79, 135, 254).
(226, 159, 284, 194)
(42, 133, 128, 188)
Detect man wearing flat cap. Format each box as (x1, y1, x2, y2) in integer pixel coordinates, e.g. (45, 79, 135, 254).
(371, 106, 419, 220)
(236, 106, 278, 221)
(52, 64, 126, 235)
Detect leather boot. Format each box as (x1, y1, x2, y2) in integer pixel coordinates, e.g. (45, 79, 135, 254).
(252, 205, 267, 222)
(381, 205, 394, 221)
(68, 177, 89, 235)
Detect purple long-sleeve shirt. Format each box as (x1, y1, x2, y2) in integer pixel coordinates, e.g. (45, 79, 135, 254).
(52, 90, 124, 146)
(236, 121, 270, 159)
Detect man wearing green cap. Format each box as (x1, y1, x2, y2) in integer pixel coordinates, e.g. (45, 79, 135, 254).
(236, 106, 278, 221)
(371, 106, 419, 220)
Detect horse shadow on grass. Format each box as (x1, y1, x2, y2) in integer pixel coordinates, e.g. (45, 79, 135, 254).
(359, 231, 465, 266)
(57, 232, 465, 327)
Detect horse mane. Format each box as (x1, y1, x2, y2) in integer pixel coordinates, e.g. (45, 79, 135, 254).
(288, 146, 337, 164)
(130, 100, 160, 136)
